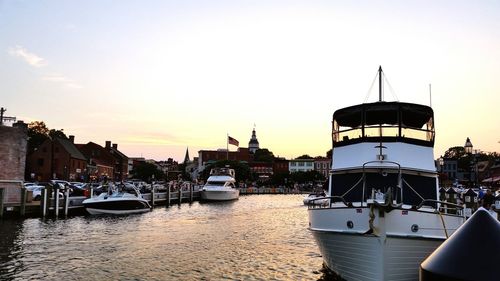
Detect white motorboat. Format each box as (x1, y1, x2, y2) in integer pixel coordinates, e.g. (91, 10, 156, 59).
(308, 67, 466, 281)
(82, 184, 151, 215)
(303, 192, 328, 206)
(200, 167, 239, 201)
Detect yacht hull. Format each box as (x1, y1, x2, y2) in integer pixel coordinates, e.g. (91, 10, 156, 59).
(200, 190, 239, 201)
(311, 231, 442, 281)
(309, 206, 464, 281)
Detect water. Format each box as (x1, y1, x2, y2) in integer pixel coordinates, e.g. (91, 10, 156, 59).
(0, 195, 334, 280)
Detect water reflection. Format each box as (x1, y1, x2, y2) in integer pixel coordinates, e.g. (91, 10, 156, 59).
(0, 195, 339, 280)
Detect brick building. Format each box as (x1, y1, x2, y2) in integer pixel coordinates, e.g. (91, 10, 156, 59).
(26, 136, 87, 182)
(0, 119, 28, 206)
(105, 141, 129, 181)
(76, 142, 115, 181)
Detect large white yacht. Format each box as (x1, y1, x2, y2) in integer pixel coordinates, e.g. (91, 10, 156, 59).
(200, 167, 239, 201)
(308, 67, 466, 281)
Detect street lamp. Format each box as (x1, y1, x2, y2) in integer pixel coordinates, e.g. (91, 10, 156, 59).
(464, 137, 474, 187)
(438, 156, 444, 172)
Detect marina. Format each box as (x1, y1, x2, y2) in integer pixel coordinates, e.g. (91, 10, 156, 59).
(0, 195, 332, 281)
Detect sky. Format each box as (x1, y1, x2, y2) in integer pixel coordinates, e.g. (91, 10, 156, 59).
(1, 0, 499, 162)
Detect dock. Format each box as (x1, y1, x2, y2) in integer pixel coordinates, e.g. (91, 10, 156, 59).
(0, 182, 306, 218)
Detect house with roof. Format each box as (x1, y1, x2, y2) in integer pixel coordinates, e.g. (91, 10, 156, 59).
(26, 135, 87, 182)
(76, 141, 115, 182)
(104, 141, 129, 181)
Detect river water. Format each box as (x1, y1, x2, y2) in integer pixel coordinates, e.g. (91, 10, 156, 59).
(0, 195, 335, 281)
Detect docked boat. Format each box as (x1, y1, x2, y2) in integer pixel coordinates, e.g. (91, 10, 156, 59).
(303, 192, 328, 206)
(308, 67, 466, 281)
(200, 167, 239, 201)
(82, 184, 151, 215)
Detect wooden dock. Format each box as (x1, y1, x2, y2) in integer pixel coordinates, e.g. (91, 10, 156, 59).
(0, 184, 306, 218)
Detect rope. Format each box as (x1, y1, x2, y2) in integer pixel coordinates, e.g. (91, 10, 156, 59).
(340, 176, 364, 198)
(383, 73, 399, 101)
(363, 69, 380, 103)
(437, 210, 449, 238)
(402, 178, 425, 201)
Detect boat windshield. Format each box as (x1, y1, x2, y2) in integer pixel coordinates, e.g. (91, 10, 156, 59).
(207, 181, 226, 186)
(332, 102, 435, 147)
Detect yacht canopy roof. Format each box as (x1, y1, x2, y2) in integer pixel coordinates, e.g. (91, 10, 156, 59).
(333, 102, 433, 129)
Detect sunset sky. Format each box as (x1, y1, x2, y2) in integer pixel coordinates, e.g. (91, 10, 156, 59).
(1, 0, 499, 161)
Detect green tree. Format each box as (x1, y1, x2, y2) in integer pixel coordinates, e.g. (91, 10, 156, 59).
(27, 121, 50, 154)
(296, 154, 313, 159)
(131, 162, 165, 183)
(253, 148, 275, 162)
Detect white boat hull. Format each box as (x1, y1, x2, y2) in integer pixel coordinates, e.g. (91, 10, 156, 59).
(309, 206, 465, 281)
(200, 189, 239, 201)
(85, 207, 151, 215)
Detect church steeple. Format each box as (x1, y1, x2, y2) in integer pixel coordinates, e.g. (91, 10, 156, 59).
(183, 147, 190, 164)
(248, 126, 259, 153)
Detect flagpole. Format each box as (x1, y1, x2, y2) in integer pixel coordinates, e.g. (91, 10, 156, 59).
(226, 133, 229, 160)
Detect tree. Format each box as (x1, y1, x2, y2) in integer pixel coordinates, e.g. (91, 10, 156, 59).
(131, 162, 165, 183)
(27, 121, 50, 154)
(253, 148, 275, 162)
(296, 154, 313, 159)
(27, 121, 68, 154)
(326, 149, 332, 159)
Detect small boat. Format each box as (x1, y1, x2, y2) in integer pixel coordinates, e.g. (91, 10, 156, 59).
(200, 167, 239, 201)
(303, 192, 328, 206)
(82, 184, 151, 215)
(308, 67, 466, 281)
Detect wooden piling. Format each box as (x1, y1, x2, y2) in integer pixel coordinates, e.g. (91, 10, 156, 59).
(54, 186, 59, 217)
(151, 187, 155, 207)
(166, 185, 171, 207)
(189, 183, 193, 203)
(64, 189, 70, 217)
(20, 187, 26, 217)
(0, 188, 4, 218)
(42, 188, 47, 217)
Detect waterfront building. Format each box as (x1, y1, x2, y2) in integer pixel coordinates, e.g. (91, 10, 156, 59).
(249, 162, 273, 182)
(289, 159, 314, 173)
(314, 157, 331, 179)
(27, 135, 87, 182)
(76, 142, 115, 181)
(0, 121, 27, 181)
(197, 147, 252, 171)
(105, 141, 129, 181)
(248, 127, 260, 153)
(273, 157, 289, 174)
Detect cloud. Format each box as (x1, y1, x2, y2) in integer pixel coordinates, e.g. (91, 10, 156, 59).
(8, 45, 47, 67)
(41, 74, 83, 89)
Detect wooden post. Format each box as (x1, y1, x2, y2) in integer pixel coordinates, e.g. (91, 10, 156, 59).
(178, 184, 182, 204)
(54, 186, 59, 218)
(64, 188, 70, 217)
(0, 188, 4, 218)
(151, 186, 155, 207)
(20, 187, 26, 217)
(42, 188, 47, 217)
(189, 183, 193, 203)
(166, 184, 171, 207)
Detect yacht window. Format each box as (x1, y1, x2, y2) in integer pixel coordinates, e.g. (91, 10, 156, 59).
(207, 181, 225, 186)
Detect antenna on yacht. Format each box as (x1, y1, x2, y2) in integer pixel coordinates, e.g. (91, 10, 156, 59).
(429, 84, 432, 107)
(376, 66, 386, 160)
(378, 66, 383, 102)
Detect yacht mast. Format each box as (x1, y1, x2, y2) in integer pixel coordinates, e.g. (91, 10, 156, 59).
(378, 66, 383, 102)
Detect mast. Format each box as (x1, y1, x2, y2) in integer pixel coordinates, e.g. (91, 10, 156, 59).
(378, 66, 383, 102)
